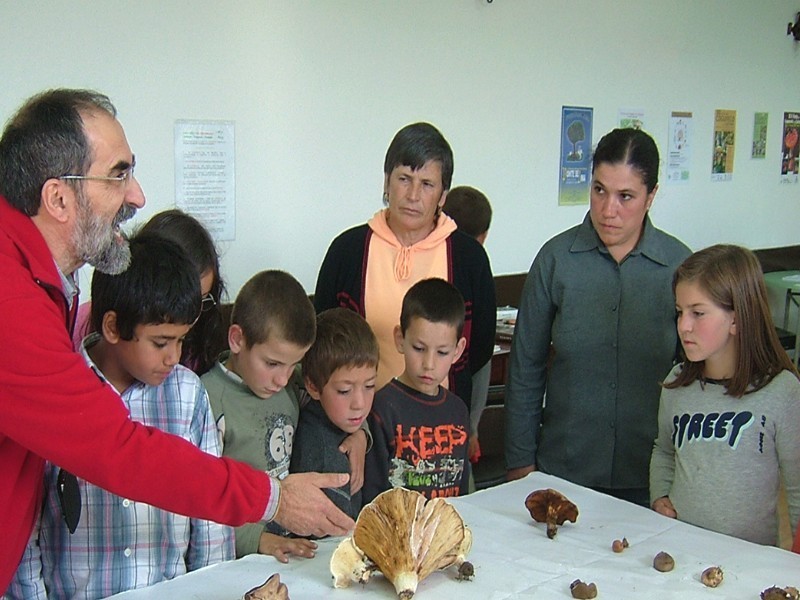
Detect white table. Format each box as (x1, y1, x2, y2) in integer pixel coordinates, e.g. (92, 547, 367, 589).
(109, 472, 800, 599)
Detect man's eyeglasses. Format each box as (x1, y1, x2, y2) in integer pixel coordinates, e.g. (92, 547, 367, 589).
(59, 165, 135, 185)
(201, 293, 216, 313)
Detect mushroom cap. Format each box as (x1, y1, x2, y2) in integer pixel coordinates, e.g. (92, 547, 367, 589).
(524, 488, 579, 525)
(353, 487, 468, 597)
(243, 574, 288, 600)
(700, 566, 724, 588)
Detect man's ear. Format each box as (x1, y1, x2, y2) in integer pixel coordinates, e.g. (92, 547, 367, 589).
(228, 324, 244, 353)
(39, 179, 74, 223)
(304, 377, 322, 400)
(100, 311, 121, 344)
(393, 324, 405, 354)
(452, 336, 467, 365)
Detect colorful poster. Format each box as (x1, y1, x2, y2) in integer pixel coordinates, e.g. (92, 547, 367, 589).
(667, 111, 692, 184)
(781, 112, 800, 183)
(752, 112, 768, 159)
(618, 108, 645, 131)
(558, 106, 593, 206)
(711, 109, 736, 182)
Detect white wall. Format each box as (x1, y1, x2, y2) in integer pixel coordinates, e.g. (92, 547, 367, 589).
(2, 1, 799, 299)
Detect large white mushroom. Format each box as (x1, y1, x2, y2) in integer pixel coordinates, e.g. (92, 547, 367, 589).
(330, 487, 473, 598)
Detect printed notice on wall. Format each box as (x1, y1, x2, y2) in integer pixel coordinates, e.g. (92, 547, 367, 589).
(618, 108, 645, 131)
(558, 106, 593, 206)
(781, 112, 800, 183)
(175, 120, 235, 241)
(667, 111, 692, 184)
(711, 109, 736, 182)
(752, 112, 768, 159)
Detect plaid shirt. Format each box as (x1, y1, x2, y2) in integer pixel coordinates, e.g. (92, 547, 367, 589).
(5, 335, 233, 599)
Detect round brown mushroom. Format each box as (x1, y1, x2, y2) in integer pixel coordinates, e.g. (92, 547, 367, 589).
(700, 566, 724, 588)
(611, 537, 629, 553)
(652, 551, 675, 572)
(761, 586, 797, 600)
(570, 579, 598, 599)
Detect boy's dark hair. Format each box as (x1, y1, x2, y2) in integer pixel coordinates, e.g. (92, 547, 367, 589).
(384, 122, 454, 191)
(231, 270, 316, 348)
(443, 186, 493, 238)
(139, 209, 226, 374)
(302, 308, 379, 392)
(400, 278, 465, 339)
(90, 233, 201, 340)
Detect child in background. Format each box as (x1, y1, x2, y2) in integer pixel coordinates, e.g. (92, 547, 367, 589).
(201, 271, 368, 562)
(364, 278, 470, 503)
(291, 308, 379, 521)
(72, 209, 226, 376)
(139, 209, 227, 375)
(443, 185, 492, 245)
(650, 244, 800, 546)
(443, 186, 494, 463)
(8, 234, 232, 600)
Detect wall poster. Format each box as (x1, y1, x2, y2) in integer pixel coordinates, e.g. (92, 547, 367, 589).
(667, 111, 692, 184)
(711, 109, 736, 182)
(558, 106, 593, 206)
(751, 112, 768, 159)
(781, 112, 800, 183)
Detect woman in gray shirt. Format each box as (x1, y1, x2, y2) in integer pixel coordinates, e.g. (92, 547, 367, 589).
(505, 128, 691, 506)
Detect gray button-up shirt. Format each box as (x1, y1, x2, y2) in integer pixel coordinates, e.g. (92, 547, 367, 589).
(505, 212, 691, 489)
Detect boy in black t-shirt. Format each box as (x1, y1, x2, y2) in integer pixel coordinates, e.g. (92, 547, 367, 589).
(363, 278, 470, 503)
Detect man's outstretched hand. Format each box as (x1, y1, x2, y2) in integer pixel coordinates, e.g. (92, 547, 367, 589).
(273, 472, 355, 538)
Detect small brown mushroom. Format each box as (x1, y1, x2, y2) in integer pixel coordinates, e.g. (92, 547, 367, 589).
(524, 488, 579, 539)
(700, 566, 724, 588)
(652, 551, 675, 572)
(244, 574, 289, 600)
(611, 537, 629, 553)
(456, 561, 475, 581)
(762, 587, 793, 600)
(570, 579, 598, 599)
(761, 585, 800, 600)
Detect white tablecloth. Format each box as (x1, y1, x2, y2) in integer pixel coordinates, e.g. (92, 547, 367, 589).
(109, 472, 800, 599)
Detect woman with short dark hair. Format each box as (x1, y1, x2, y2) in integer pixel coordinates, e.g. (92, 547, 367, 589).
(314, 122, 495, 415)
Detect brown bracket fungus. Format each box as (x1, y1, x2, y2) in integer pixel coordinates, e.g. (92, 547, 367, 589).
(652, 551, 675, 572)
(762, 586, 800, 600)
(700, 566, 724, 588)
(243, 574, 289, 600)
(524, 488, 579, 539)
(570, 579, 598, 599)
(330, 487, 472, 598)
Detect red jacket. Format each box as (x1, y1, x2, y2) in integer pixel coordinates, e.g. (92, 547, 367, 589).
(0, 195, 270, 593)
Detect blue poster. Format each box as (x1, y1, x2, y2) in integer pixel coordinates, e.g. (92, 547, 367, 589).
(558, 106, 593, 206)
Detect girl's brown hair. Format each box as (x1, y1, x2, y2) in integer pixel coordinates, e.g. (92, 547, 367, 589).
(664, 244, 798, 397)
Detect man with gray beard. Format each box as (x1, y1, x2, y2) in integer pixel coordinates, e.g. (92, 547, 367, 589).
(0, 88, 354, 595)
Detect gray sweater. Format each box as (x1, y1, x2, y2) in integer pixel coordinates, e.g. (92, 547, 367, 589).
(650, 366, 800, 545)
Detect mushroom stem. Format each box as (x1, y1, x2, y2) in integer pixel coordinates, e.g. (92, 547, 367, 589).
(393, 571, 419, 598)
